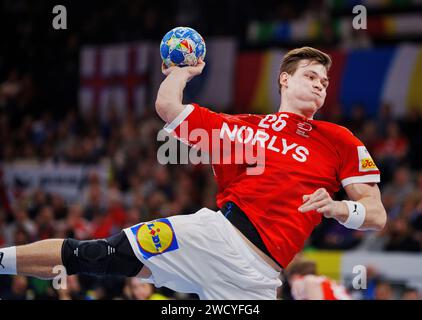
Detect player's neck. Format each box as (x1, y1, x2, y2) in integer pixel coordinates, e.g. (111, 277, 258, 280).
(278, 103, 315, 120)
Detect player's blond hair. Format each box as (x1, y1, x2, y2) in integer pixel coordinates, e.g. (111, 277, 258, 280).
(278, 47, 332, 93)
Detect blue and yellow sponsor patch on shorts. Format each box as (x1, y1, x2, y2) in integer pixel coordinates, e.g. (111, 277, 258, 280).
(130, 218, 179, 260)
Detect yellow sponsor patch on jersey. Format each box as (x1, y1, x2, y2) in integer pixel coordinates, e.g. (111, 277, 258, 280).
(360, 158, 377, 170)
(357, 146, 378, 172)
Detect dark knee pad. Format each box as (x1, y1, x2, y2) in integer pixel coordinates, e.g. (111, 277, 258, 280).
(61, 231, 143, 277)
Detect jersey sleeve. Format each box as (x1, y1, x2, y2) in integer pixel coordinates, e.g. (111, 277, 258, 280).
(163, 103, 236, 153)
(336, 126, 381, 187)
(164, 103, 224, 135)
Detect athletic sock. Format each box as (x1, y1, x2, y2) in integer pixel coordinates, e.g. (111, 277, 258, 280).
(0, 246, 17, 275)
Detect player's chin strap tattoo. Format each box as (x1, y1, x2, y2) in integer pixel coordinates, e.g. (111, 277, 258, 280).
(61, 231, 144, 277)
(340, 200, 366, 230)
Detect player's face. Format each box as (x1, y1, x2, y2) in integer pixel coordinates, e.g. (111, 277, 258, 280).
(281, 60, 329, 116)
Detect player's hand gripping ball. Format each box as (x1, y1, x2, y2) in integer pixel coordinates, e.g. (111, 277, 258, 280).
(160, 27, 206, 68)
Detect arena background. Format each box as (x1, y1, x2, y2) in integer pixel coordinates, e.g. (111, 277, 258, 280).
(1, 0, 422, 300)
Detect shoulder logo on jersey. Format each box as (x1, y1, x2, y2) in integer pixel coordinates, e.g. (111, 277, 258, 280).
(130, 218, 179, 260)
(357, 146, 378, 172)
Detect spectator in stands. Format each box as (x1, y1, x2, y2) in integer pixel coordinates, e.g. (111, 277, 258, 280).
(401, 287, 421, 300)
(346, 104, 367, 134)
(57, 275, 88, 300)
(355, 265, 382, 300)
(374, 121, 408, 182)
(410, 173, 422, 239)
(400, 108, 422, 169)
(376, 103, 395, 138)
(384, 216, 420, 252)
(0, 70, 21, 110)
(3, 206, 37, 245)
(382, 166, 414, 213)
(356, 120, 379, 154)
(35, 206, 56, 240)
(50, 193, 68, 220)
(354, 225, 389, 252)
(66, 203, 93, 240)
(124, 278, 169, 300)
(374, 280, 394, 300)
(81, 175, 107, 222)
(4, 276, 32, 300)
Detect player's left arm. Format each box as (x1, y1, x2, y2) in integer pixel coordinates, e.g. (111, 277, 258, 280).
(299, 183, 387, 231)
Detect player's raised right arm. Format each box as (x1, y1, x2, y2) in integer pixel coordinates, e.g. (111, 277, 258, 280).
(155, 60, 205, 124)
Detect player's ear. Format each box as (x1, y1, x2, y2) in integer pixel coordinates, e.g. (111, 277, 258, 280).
(280, 72, 289, 89)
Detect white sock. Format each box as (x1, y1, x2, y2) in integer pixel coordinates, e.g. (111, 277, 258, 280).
(0, 246, 17, 275)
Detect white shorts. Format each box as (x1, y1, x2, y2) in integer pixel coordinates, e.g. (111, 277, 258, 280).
(123, 208, 282, 300)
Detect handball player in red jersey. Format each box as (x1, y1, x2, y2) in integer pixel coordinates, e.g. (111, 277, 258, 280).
(0, 47, 386, 300)
(285, 257, 352, 300)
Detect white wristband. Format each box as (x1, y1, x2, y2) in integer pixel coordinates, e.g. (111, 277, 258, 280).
(340, 200, 366, 230)
(0, 246, 17, 275)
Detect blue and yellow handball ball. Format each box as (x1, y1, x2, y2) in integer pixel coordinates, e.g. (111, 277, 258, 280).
(160, 27, 206, 67)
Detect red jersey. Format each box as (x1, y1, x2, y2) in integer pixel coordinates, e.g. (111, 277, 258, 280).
(164, 104, 380, 268)
(291, 275, 352, 300)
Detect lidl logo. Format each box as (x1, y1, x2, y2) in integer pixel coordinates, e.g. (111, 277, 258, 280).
(131, 218, 179, 259)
